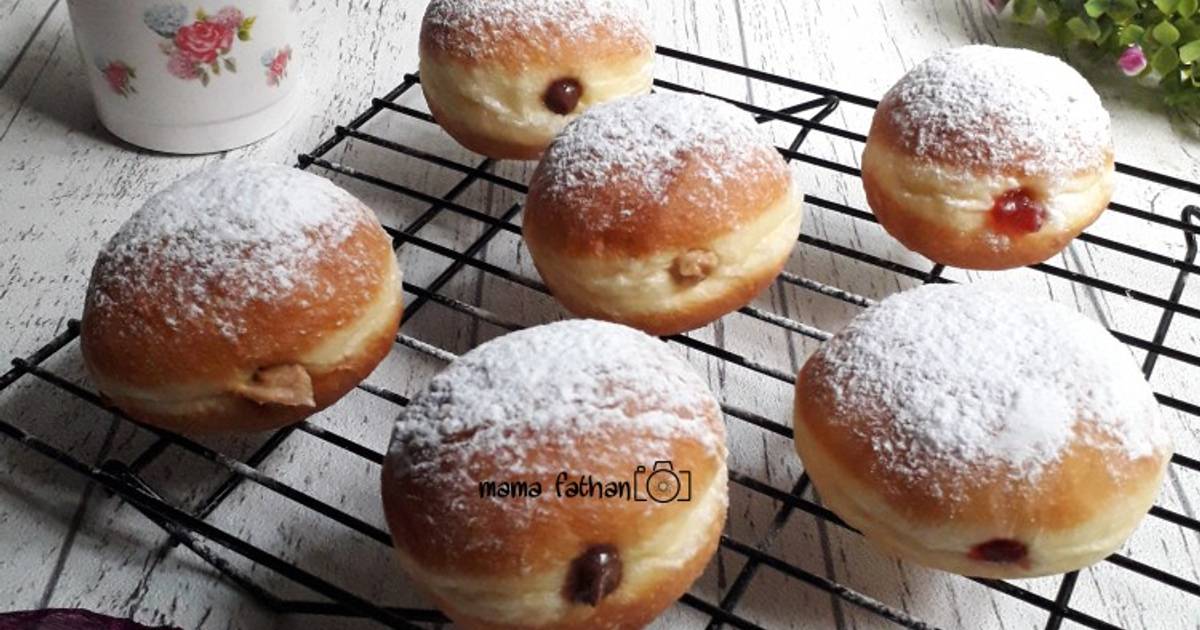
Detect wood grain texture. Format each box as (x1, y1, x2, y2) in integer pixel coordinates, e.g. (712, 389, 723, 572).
(0, 0, 1197, 628)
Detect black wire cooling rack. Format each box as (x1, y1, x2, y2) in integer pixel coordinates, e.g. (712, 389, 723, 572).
(2, 46, 1198, 630)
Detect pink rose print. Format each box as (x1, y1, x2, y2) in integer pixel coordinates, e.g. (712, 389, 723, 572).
(144, 4, 255, 87)
(98, 60, 137, 97)
(213, 6, 244, 29)
(174, 21, 228, 64)
(262, 46, 293, 87)
(167, 51, 200, 79)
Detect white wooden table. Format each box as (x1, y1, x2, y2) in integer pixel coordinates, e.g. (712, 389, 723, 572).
(2, 1, 1198, 628)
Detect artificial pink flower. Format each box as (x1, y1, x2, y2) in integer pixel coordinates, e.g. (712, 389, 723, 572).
(1118, 44, 1148, 76)
(213, 6, 245, 29)
(174, 21, 227, 64)
(167, 51, 199, 79)
(985, 0, 1009, 11)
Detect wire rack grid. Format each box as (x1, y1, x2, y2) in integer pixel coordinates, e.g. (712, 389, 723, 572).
(1, 46, 1198, 630)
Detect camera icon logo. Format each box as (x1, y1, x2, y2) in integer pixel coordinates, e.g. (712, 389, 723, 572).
(633, 461, 692, 503)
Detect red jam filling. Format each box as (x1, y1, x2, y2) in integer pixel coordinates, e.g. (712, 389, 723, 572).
(989, 188, 1047, 236)
(968, 539, 1028, 564)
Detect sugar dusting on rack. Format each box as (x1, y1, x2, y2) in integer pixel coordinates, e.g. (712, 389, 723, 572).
(880, 45, 1112, 176)
(812, 284, 1172, 491)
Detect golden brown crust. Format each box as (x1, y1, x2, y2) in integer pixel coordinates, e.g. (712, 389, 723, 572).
(102, 324, 398, 434)
(419, 8, 653, 71)
(81, 218, 394, 387)
(382, 420, 724, 576)
(525, 148, 790, 259)
(380, 320, 727, 626)
(81, 212, 402, 434)
(861, 164, 1108, 270)
(870, 92, 1113, 181)
(794, 355, 1168, 532)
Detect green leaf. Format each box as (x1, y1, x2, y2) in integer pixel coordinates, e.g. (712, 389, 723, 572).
(238, 28, 251, 41)
(1154, 19, 1182, 44)
(1156, 0, 1180, 14)
(1013, 0, 1039, 22)
(199, 69, 210, 87)
(241, 16, 256, 30)
(1036, 0, 1062, 20)
(224, 57, 237, 73)
(1047, 18, 1073, 45)
(1067, 15, 1103, 40)
(1178, 17, 1200, 39)
(1111, 0, 1140, 21)
(1119, 23, 1146, 45)
(1181, 38, 1200, 62)
(1098, 17, 1117, 44)
(1181, 0, 1199, 17)
(1180, 16, 1200, 39)
(211, 61, 220, 75)
(1153, 43, 1181, 74)
(196, 8, 208, 21)
(1085, 0, 1110, 17)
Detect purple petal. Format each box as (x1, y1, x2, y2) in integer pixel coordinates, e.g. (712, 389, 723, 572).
(1118, 45, 1148, 76)
(0, 610, 180, 630)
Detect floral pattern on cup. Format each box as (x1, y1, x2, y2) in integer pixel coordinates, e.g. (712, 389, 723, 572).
(97, 59, 137, 97)
(261, 45, 292, 87)
(143, 4, 256, 87)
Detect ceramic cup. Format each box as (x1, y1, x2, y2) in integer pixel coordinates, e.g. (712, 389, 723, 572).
(66, 0, 304, 154)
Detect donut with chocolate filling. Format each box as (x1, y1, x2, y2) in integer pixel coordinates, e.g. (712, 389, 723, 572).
(381, 320, 728, 629)
(419, 0, 656, 160)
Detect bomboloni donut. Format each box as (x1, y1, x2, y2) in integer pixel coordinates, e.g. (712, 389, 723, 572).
(862, 45, 1115, 270)
(523, 93, 803, 336)
(419, 0, 655, 159)
(381, 320, 727, 629)
(793, 284, 1172, 579)
(81, 162, 403, 434)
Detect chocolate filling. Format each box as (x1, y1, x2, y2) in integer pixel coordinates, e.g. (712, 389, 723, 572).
(564, 544, 622, 606)
(544, 78, 583, 115)
(968, 539, 1028, 564)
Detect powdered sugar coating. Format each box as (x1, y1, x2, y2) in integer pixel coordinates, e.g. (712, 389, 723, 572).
(87, 161, 376, 340)
(812, 284, 1169, 487)
(388, 320, 724, 482)
(421, 0, 652, 61)
(534, 92, 778, 222)
(880, 45, 1112, 177)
